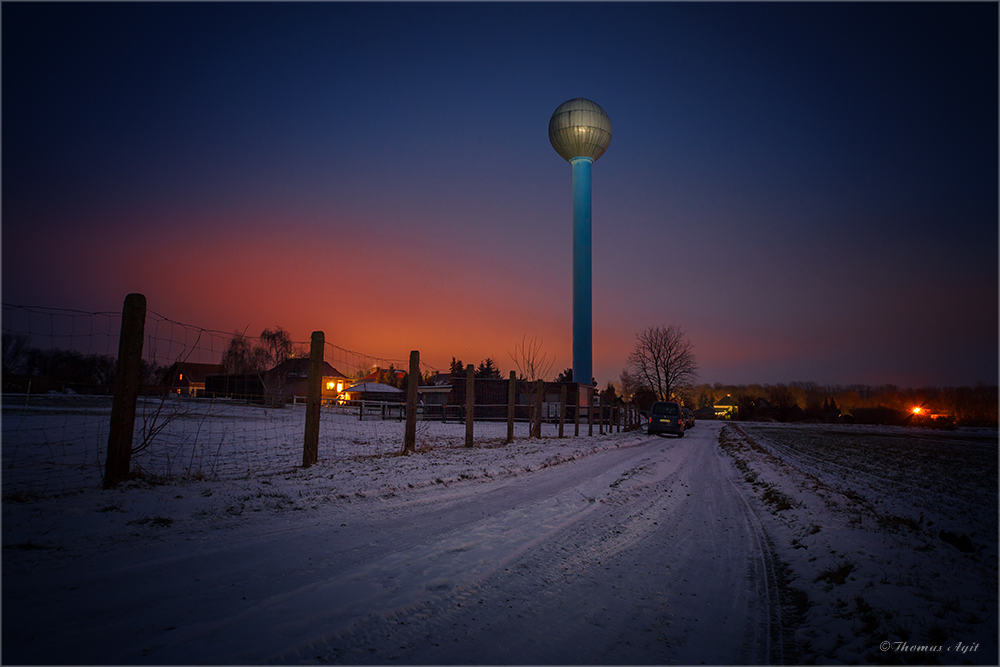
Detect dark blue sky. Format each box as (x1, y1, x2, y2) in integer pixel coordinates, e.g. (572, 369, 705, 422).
(3, 2, 997, 388)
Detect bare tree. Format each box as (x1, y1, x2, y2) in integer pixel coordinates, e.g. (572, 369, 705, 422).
(508, 336, 555, 438)
(508, 335, 554, 383)
(259, 327, 297, 368)
(2, 334, 28, 375)
(222, 331, 264, 374)
(618, 369, 641, 405)
(222, 327, 299, 374)
(626, 325, 698, 402)
(220, 327, 303, 406)
(767, 383, 799, 421)
(259, 327, 301, 405)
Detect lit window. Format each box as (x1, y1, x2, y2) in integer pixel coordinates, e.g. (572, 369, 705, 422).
(337, 382, 344, 393)
(326, 381, 335, 390)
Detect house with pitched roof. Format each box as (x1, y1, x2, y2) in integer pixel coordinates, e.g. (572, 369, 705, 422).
(164, 362, 226, 396)
(264, 358, 350, 404)
(713, 394, 738, 419)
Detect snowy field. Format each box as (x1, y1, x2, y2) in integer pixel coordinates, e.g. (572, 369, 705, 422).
(1, 393, 575, 497)
(2, 405, 997, 665)
(719, 423, 998, 665)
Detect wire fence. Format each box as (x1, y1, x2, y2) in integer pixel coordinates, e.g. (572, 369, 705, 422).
(2, 301, 624, 498)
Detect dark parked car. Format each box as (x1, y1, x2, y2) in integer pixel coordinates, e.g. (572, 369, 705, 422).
(682, 407, 695, 429)
(647, 401, 685, 437)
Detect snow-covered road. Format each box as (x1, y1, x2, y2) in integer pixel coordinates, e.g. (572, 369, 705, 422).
(3, 421, 789, 665)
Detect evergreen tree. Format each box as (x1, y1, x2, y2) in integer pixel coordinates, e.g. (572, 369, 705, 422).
(449, 357, 465, 377)
(476, 358, 501, 379)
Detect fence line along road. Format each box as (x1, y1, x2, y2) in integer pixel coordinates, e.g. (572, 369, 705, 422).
(2, 294, 640, 497)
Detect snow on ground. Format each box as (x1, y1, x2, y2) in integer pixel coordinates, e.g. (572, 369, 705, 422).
(3, 399, 998, 665)
(718, 422, 998, 665)
(3, 425, 643, 554)
(6, 422, 787, 665)
(0, 393, 591, 497)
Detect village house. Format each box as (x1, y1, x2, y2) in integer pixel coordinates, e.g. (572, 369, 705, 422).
(418, 373, 453, 407)
(713, 394, 738, 419)
(164, 362, 226, 397)
(265, 358, 350, 404)
(693, 406, 718, 421)
(356, 366, 406, 385)
(342, 382, 404, 403)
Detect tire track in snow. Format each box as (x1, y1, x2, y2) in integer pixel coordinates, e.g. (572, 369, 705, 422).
(714, 438, 785, 664)
(265, 441, 675, 664)
(280, 425, 782, 665)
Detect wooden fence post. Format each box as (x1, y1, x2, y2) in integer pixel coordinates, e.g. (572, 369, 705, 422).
(559, 384, 566, 438)
(588, 386, 594, 436)
(506, 370, 516, 444)
(465, 364, 474, 447)
(103, 293, 146, 489)
(403, 350, 419, 454)
(532, 379, 543, 438)
(302, 331, 324, 467)
(574, 384, 581, 437)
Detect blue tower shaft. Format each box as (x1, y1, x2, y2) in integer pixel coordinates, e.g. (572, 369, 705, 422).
(571, 157, 593, 387)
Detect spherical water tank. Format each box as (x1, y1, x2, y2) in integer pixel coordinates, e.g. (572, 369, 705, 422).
(548, 98, 612, 162)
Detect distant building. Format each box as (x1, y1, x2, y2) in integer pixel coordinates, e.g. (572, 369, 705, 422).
(342, 382, 404, 403)
(693, 406, 718, 421)
(204, 373, 266, 401)
(265, 358, 350, 404)
(164, 362, 226, 396)
(449, 377, 584, 421)
(419, 373, 452, 406)
(356, 366, 406, 385)
(713, 395, 738, 419)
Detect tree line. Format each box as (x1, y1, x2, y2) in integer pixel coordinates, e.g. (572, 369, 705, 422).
(687, 381, 998, 427)
(2, 333, 161, 392)
(5, 326, 996, 427)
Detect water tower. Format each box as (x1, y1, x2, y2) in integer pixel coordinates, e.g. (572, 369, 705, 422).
(549, 98, 612, 386)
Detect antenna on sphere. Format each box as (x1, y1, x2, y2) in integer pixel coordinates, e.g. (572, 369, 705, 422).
(548, 97, 612, 387)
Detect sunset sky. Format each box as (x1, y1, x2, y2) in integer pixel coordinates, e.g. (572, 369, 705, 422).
(3, 2, 997, 388)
